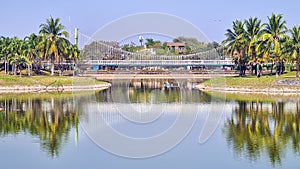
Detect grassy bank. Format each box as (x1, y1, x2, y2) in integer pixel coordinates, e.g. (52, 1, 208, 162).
(203, 71, 300, 89)
(0, 75, 107, 87)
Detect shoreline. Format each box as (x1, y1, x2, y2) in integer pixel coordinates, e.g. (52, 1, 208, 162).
(0, 83, 111, 93)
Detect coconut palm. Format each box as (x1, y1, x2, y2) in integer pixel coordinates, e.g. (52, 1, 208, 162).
(67, 44, 80, 62)
(244, 17, 263, 75)
(282, 25, 300, 77)
(245, 17, 263, 61)
(39, 17, 69, 76)
(222, 20, 247, 76)
(7, 37, 22, 75)
(23, 33, 39, 76)
(14, 55, 30, 77)
(257, 13, 288, 61)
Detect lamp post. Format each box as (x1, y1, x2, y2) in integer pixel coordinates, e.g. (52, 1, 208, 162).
(138, 36, 144, 47)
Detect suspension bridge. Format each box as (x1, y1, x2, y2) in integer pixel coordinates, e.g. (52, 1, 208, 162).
(70, 31, 235, 69)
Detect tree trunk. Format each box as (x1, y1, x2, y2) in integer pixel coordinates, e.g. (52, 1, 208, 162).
(28, 64, 31, 76)
(296, 55, 299, 78)
(238, 63, 242, 76)
(13, 64, 17, 76)
(250, 47, 256, 76)
(238, 52, 243, 76)
(270, 63, 273, 75)
(251, 47, 256, 61)
(4, 56, 7, 74)
(19, 66, 22, 77)
(51, 63, 54, 76)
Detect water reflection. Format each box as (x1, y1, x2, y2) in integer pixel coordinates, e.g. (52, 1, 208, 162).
(223, 100, 300, 166)
(0, 95, 79, 157)
(100, 79, 212, 103)
(2, 80, 300, 168)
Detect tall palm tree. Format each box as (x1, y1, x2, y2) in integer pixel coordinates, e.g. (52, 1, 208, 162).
(257, 13, 288, 61)
(39, 17, 69, 76)
(282, 26, 300, 77)
(222, 20, 247, 76)
(245, 17, 263, 61)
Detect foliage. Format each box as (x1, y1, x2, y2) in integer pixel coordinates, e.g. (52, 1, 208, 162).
(282, 25, 300, 77)
(222, 100, 300, 166)
(0, 17, 79, 77)
(118, 36, 220, 56)
(257, 13, 288, 61)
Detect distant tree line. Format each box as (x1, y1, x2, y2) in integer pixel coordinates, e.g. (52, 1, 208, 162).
(121, 37, 220, 55)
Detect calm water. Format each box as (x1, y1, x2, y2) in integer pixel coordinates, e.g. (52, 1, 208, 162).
(0, 80, 300, 169)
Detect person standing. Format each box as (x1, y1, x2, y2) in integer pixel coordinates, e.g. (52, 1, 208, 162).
(253, 61, 257, 76)
(276, 60, 281, 77)
(281, 59, 285, 74)
(257, 62, 261, 77)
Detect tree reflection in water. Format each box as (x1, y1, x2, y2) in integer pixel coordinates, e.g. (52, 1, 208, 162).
(0, 95, 81, 157)
(223, 100, 300, 166)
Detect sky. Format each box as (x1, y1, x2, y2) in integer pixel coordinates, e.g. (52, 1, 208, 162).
(0, 0, 300, 43)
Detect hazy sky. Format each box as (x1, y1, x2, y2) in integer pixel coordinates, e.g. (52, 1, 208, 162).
(0, 0, 299, 43)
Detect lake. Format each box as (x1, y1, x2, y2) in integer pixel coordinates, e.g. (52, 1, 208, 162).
(0, 79, 300, 169)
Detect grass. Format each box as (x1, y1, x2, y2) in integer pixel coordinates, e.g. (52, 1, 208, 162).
(0, 75, 107, 87)
(0, 90, 100, 101)
(203, 71, 300, 89)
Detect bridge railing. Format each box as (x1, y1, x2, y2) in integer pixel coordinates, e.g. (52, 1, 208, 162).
(81, 59, 235, 66)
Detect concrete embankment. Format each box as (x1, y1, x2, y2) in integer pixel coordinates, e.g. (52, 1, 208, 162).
(196, 84, 300, 95)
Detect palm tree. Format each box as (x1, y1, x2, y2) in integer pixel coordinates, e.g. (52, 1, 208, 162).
(257, 13, 288, 62)
(245, 17, 263, 61)
(39, 17, 69, 76)
(0, 36, 11, 74)
(244, 17, 263, 75)
(222, 20, 247, 76)
(23, 33, 39, 76)
(68, 44, 80, 61)
(67, 44, 80, 76)
(15, 55, 30, 77)
(282, 26, 300, 77)
(7, 37, 22, 75)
